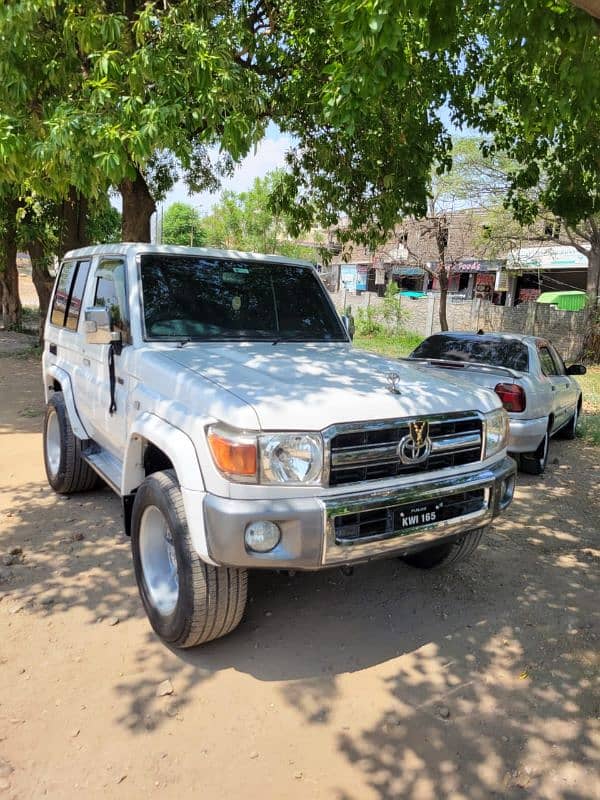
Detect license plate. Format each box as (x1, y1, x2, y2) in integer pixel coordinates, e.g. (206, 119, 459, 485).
(333, 489, 486, 545)
(398, 502, 440, 531)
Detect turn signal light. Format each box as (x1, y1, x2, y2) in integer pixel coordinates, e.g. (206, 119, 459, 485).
(207, 431, 257, 477)
(495, 383, 526, 413)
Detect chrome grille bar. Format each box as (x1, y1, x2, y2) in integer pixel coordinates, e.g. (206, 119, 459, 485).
(331, 431, 481, 468)
(324, 412, 484, 487)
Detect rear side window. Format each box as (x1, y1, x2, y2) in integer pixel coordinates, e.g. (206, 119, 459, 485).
(50, 260, 90, 329)
(410, 334, 530, 372)
(65, 261, 90, 330)
(50, 262, 77, 326)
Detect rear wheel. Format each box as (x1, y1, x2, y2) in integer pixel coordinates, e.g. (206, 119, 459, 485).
(401, 528, 485, 569)
(131, 470, 248, 648)
(43, 393, 101, 494)
(520, 427, 550, 475)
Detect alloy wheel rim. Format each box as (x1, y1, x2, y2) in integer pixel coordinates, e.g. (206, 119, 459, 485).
(45, 408, 61, 477)
(139, 505, 179, 616)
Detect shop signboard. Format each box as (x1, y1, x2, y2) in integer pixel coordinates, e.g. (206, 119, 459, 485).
(340, 264, 357, 293)
(508, 245, 589, 270)
(356, 264, 369, 291)
(452, 260, 503, 273)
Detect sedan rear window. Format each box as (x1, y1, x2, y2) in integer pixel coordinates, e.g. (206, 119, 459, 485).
(410, 335, 529, 372)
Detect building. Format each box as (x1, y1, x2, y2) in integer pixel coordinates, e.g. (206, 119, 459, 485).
(324, 212, 591, 307)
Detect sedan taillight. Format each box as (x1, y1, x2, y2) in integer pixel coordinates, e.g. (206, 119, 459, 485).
(495, 383, 526, 412)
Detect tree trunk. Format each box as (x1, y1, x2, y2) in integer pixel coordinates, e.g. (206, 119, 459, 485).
(0, 198, 22, 330)
(58, 186, 90, 258)
(587, 243, 600, 307)
(438, 267, 449, 331)
(28, 239, 55, 342)
(120, 168, 156, 242)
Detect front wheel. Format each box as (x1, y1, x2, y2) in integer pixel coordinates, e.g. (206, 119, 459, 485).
(520, 427, 550, 475)
(131, 470, 248, 648)
(401, 528, 485, 569)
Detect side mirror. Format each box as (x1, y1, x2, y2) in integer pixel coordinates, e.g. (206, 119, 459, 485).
(341, 314, 355, 340)
(84, 307, 122, 347)
(566, 364, 586, 376)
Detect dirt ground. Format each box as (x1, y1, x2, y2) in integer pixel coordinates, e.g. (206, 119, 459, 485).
(0, 342, 599, 800)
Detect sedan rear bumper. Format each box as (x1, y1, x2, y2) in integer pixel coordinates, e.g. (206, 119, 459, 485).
(508, 416, 548, 453)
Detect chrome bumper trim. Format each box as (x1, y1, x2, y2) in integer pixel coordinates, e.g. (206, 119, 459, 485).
(322, 456, 516, 565)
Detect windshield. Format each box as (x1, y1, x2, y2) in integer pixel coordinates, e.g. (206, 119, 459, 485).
(140, 254, 347, 342)
(410, 334, 529, 371)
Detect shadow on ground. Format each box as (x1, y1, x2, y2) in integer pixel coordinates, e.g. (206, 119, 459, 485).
(1, 433, 598, 798)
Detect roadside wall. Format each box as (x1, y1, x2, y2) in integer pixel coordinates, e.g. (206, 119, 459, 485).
(330, 290, 589, 361)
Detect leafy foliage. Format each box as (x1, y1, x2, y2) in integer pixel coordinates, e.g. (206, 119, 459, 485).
(162, 202, 206, 247)
(203, 171, 316, 259)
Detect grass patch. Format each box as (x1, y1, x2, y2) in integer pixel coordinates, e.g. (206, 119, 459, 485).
(13, 343, 43, 360)
(354, 331, 424, 358)
(578, 366, 600, 445)
(18, 405, 43, 418)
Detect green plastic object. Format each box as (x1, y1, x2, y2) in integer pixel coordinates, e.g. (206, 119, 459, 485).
(536, 291, 587, 311)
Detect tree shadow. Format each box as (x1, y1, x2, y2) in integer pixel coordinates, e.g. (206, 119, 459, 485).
(1, 423, 598, 796)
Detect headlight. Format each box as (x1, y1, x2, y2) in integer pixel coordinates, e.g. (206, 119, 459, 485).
(484, 408, 509, 459)
(260, 433, 323, 485)
(207, 424, 323, 485)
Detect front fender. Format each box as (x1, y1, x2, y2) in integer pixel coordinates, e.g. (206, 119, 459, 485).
(122, 412, 205, 495)
(123, 414, 215, 566)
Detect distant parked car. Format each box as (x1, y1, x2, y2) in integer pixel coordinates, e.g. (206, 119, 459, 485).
(408, 332, 586, 475)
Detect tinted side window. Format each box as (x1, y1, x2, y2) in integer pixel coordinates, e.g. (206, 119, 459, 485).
(547, 343, 566, 375)
(50, 261, 77, 327)
(93, 260, 128, 333)
(65, 261, 90, 331)
(538, 346, 558, 376)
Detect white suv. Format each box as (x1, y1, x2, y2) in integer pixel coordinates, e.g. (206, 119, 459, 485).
(42, 244, 516, 648)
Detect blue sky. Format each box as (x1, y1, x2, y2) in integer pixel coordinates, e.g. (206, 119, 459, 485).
(161, 107, 475, 215)
(163, 122, 294, 214)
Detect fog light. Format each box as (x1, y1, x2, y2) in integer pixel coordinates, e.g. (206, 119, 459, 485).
(244, 520, 281, 553)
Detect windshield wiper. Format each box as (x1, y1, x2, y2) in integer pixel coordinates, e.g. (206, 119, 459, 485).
(272, 335, 316, 345)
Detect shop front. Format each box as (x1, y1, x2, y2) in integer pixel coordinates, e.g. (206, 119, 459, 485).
(506, 246, 589, 305)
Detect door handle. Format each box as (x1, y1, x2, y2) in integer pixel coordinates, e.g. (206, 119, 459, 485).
(83, 357, 90, 367)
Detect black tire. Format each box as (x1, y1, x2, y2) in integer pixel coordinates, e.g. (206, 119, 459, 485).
(520, 427, 550, 475)
(557, 399, 581, 440)
(401, 528, 485, 569)
(131, 470, 248, 648)
(43, 392, 101, 494)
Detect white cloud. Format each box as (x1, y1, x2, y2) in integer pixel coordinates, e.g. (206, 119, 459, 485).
(164, 134, 295, 214)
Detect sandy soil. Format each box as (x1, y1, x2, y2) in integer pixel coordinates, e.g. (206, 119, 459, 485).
(0, 343, 599, 800)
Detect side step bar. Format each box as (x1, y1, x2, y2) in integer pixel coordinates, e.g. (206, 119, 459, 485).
(82, 448, 123, 495)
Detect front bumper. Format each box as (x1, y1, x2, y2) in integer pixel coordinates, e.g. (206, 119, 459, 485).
(203, 456, 517, 570)
(508, 416, 548, 453)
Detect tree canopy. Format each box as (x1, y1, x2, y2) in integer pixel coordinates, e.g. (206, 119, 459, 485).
(1, 0, 599, 325)
(162, 202, 205, 247)
(203, 172, 317, 260)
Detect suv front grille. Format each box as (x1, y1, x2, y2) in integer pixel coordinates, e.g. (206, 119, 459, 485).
(326, 414, 483, 487)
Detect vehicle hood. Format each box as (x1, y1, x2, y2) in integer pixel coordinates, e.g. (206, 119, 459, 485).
(161, 342, 502, 430)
